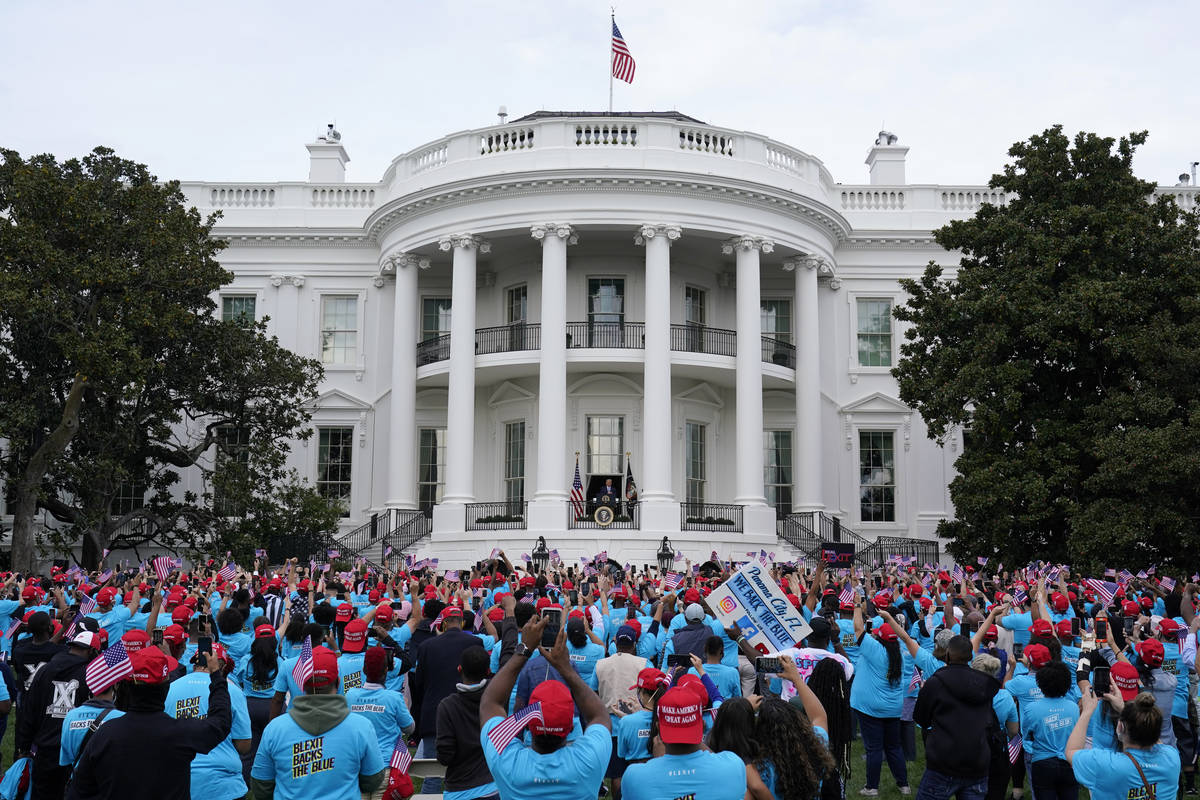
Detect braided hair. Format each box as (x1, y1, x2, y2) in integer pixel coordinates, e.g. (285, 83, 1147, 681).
(755, 697, 835, 800)
(807, 658, 852, 778)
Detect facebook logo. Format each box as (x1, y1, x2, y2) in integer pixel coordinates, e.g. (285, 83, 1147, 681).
(736, 616, 759, 640)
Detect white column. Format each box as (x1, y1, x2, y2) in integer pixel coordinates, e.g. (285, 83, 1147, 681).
(385, 253, 429, 508)
(636, 224, 681, 503)
(784, 256, 823, 512)
(438, 233, 489, 504)
(724, 235, 773, 507)
(530, 223, 575, 502)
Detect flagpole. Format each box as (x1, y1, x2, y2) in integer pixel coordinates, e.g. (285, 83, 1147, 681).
(609, 9, 614, 113)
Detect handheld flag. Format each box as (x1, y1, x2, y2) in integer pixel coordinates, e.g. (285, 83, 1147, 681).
(662, 572, 684, 591)
(1083, 579, 1118, 607)
(85, 640, 133, 695)
(292, 637, 314, 690)
(487, 702, 544, 754)
(389, 742, 413, 773)
(152, 556, 176, 582)
(218, 562, 237, 582)
(1007, 736, 1023, 764)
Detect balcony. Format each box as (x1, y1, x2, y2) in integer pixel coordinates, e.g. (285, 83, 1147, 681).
(568, 501, 640, 529)
(761, 336, 796, 369)
(465, 501, 528, 531)
(475, 323, 540, 355)
(566, 321, 644, 349)
(670, 324, 736, 357)
(416, 334, 451, 366)
(681, 503, 744, 532)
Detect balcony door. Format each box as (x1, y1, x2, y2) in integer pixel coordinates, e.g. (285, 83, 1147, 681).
(507, 284, 529, 351)
(585, 415, 624, 509)
(684, 286, 706, 352)
(587, 278, 625, 347)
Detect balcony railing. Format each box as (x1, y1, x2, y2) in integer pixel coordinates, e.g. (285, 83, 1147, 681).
(762, 336, 796, 369)
(566, 321, 645, 349)
(681, 503, 744, 532)
(670, 324, 736, 356)
(568, 501, 640, 529)
(416, 334, 451, 366)
(475, 323, 540, 355)
(465, 501, 529, 530)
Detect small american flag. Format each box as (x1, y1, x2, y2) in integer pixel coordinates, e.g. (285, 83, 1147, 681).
(908, 667, 923, 693)
(710, 550, 719, 562)
(64, 611, 85, 640)
(1160, 577, 1177, 593)
(1013, 588, 1029, 606)
(389, 742, 413, 773)
(839, 585, 855, 605)
(611, 19, 635, 83)
(2, 618, 21, 639)
(673, 550, 683, 563)
(79, 592, 98, 617)
(1119, 569, 1134, 583)
(951, 564, 966, 583)
(1104, 568, 1116, 577)
(1137, 570, 1148, 579)
(292, 638, 314, 690)
(550, 549, 561, 565)
(218, 563, 237, 581)
(152, 556, 176, 581)
(1007, 736, 1022, 764)
(570, 456, 585, 518)
(85, 640, 133, 694)
(327, 549, 340, 559)
(519, 554, 530, 562)
(977, 557, 988, 566)
(255, 549, 268, 559)
(97, 570, 112, 584)
(101, 548, 110, 559)
(1084, 579, 1118, 607)
(662, 572, 684, 591)
(445, 570, 460, 583)
(487, 702, 543, 754)
(383, 545, 393, 559)
(597, 550, 608, 563)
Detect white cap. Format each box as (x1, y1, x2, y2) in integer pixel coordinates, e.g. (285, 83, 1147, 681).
(684, 603, 705, 621)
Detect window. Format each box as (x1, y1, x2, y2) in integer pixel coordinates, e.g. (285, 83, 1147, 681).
(763, 430, 792, 517)
(856, 299, 893, 367)
(422, 298, 452, 341)
(761, 299, 792, 344)
(110, 482, 146, 517)
(320, 296, 358, 365)
(588, 278, 625, 324)
(504, 421, 525, 507)
(221, 295, 256, 323)
(586, 416, 624, 477)
(507, 285, 528, 324)
(859, 431, 896, 522)
(684, 286, 706, 326)
(686, 422, 706, 505)
(418, 428, 447, 517)
(214, 425, 251, 517)
(316, 427, 353, 516)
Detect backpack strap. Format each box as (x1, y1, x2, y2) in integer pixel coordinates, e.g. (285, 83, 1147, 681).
(76, 707, 115, 761)
(1123, 751, 1153, 799)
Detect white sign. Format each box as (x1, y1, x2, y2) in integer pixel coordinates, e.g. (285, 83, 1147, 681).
(707, 563, 813, 653)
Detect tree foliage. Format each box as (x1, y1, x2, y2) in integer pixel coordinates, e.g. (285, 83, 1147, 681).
(893, 127, 1200, 570)
(0, 147, 331, 569)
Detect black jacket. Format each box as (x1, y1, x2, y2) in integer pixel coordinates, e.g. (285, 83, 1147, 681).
(913, 663, 1001, 779)
(15, 649, 91, 757)
(411, 629, 485, 739)
(672, 621, 711, 661)
(10, 638, 65, 701)
(65, 673, 232, 800)
(436, 683, 494, 792)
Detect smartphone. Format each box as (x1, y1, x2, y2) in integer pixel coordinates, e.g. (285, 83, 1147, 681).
(1013, 642, 1024, 660)
(756, 656, 783, 674)
(667, 654, 691, 669)
(1093, 665, 1111, 696)
(198, 636, 213, 655)
(1095, 619, 1108, 643)
(1124, 617, 1136, 636)
(961, 622, 974, 638)
(541, 609, 562, 647)
(152, 629, 164, 645)
(864, 620, 874, 632)
(569, 590, 579, 606)
(643, 564, 649, 575)
(1071, 618, 1081, 637)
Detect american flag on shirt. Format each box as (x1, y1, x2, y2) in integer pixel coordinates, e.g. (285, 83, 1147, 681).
(1084, 579, 1118, 607)
(85, 640, 133, 695)
(1007, 736, 1023, 764)
(292, 637, 314, 690)
(487, 702, 544, 754)
(389, 742, 413, 773)
(218, 562, 237, 581)
(662, 572, 684, 591)
(611, 20, 635, 83)
(570, 456, 586, 518)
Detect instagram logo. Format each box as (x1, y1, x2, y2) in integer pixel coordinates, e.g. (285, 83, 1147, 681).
(718, 597, 738, 615)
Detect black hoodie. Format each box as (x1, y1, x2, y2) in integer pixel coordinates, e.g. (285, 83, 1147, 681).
(912, 663, 1001, 779)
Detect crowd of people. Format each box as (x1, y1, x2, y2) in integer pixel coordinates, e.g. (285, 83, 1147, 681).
(0, 549, 1193, 800)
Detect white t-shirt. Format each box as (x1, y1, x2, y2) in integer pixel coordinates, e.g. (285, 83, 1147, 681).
(773, 646, 854, 701)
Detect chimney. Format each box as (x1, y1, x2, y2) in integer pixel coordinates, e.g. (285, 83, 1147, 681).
(865, 130, 908, 185)
(306, 124, 350, 183)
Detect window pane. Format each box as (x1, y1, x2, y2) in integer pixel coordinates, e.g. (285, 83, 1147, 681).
(856, 299, 893, 367)
(686, 422, 706, 505)
(858, 431, 895, 522)
(761, 300, 792, 343)
(685, 287, 706, 325)
(505, 421, 525, 505)
(222, 295, 256, 323)
(588, 278, 625, 324)
(586, 416, 624, 476)
(321, 296, 358, 365)
(317, 427, 353, 517)
(213, 425, 252, 517)
(418, 428, 447, 516)
(422, 298, 452, 341)
(507, 286, 528, 324)
(763, 430, 792, 516)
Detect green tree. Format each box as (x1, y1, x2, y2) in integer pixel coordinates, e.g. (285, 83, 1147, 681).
(0, 147, 325, 569)
(893, 127, 1200, 570)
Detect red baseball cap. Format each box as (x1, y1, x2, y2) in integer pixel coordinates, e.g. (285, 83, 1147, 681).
(71, 631, 103, 651)
(374, 605, 394, 623)
(676, 673, 709, 706)
(1051, 593, 1069, 612)
(486, 606, 505, 622)
(1112, 661, 1141, 701)
(335, 604, 354, 622)
(182, 596, 198, 609)
(519, 576, 537, 588)
(1029, 619, 1054, 637)
(97, 587, 119, 607)
(876, 623, 898, 641)
(129, 647, 177, 684)
(630, 667, 669, 692)
(1137, 638, 1165, 668)
(528, 680, 574, 737)
(368, 590, 381, 603)
(254, 624, 276, 639)
(1024, 644, 1052, 669)
(982, 624, 999, 642)
(656, 686, 704, 744)
(535, 597, 552, 611)
(171, 605, 193, 624)
(163, 624, 187, 645)
(435, 606, 463, 629)
(683, 588, 701, 604)
(1158, 618, 1182, 636)
(121, 630, 150, 653)
(1054, 620, 1074, 639)
(918, 597, 933, 610)
(1123, 600, 1141, 616)
(342, 619, 368, 653)
(1140, 596, 1154, 609)
(20, 586, 40, 601)
(307, 646, 339, 690)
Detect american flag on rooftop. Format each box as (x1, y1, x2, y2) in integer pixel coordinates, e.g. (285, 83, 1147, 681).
(611, 20, 635, 83)
(487, 701, 543, 754)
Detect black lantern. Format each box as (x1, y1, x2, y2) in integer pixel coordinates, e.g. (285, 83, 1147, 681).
(531, 536, 550, 574)
(657, 536, 674, 574)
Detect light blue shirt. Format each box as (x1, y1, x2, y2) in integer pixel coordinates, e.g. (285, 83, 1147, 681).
(235, 653, 278, 699)
(1072, 743, 1180, 800)
(336, 652, 366, 695)
(1020, 695, 1078, 763)
(616, 709, 653, 761)
(622, 749, 747, 800)
(849, 634, 906, 718)
(166, 672, 252, 800)
(566, 640, 606, 690)
(252, 704, 385, 800)
(999, 612, 1034, 646)
(346, 684, 413, 764)
(480, 717, 610, 800)
(59, 702, 124, 766)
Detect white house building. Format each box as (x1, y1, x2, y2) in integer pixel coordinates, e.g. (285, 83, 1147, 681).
(12, 112, 1195, 567)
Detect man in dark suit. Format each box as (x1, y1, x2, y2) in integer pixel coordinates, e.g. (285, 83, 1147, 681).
(597, 478, 618, 508)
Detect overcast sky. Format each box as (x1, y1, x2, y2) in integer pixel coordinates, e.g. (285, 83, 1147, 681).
(4, 1, 1196, 188)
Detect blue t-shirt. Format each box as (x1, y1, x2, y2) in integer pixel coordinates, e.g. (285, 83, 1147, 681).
(86, 606, 132, 646)
(235, 653, 279, 699)
(1072, 743, 1180, 800)
(1086, 705, 1119, 751)
(251, 704, 385, 800)
(336, 652, 366, 695)
(1020, 695, 1078, 763)
(993, 689, 1018, 731)
(616, 709, 653, 761)
(692, 663, 741, 700)
(999, 612, 1034, 646)
(274, 655, 304, 705)
(566, 640, 606, 690)
(849, 635, 905, 718)
(346, 685, 414, 764)
(166, 672, 252, 800)
(480, 716, 610, 800)
(835, 618, 861, 662)
(59, 702, 124, 765)
(218, 629, 253, 664)
(622, 749, 747, 800)
(1158, 642, 1192, 719)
